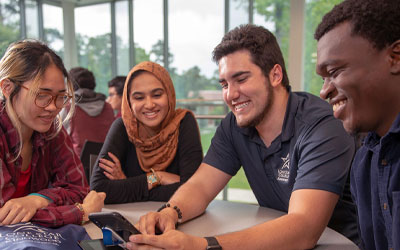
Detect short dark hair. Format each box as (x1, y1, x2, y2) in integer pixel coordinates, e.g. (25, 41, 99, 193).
(212, 24, 290, 91)
(108, 76, 126, 96)
(69, 67, 96, 90)
(314, 0, 400, 50)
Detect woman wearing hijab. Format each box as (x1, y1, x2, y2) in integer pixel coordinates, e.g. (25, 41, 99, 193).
(90, 61, 203, 204)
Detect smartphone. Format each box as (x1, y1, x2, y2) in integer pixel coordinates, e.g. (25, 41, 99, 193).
(88, 212, 141, 248)
(78, 239, 123, 250)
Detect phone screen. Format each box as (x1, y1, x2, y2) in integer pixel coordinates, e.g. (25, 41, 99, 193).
(89, 212, 141, 243)
(78, 239, 107, 250)
(78, 239, 123, 250)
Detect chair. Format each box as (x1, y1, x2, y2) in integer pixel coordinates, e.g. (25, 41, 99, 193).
(80, 140, 103, 183)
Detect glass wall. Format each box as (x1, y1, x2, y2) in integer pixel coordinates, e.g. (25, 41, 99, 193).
(0, 0, 20, 56)
(133, 0, 162, 65)
(303, 0, 343, 95)
(230, 0, 248, 30)
(253, 0, 290, 66)
(115, 0, 129, 76)
(43, 4, 64, 60)
(169, 0, 225, 158)
(75, 3, 111, 94)
(169, 0, 223, 99)
(25, 0, 39, 39)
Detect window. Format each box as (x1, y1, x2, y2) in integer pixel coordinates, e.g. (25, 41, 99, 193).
(133, 0, 162, 65)
(169, 0, 225, 158)
(230, 0, 248, 30)
(25, 0, 39, 39)
(253, 0, 290, 67)
(115, 0, 129, 75)
(169, 0, 223, 99)
(303, 0, 343, 95)
(75, 3, 111, 95)
(0, 0, 20, 56)
(43, 4, 64, 60)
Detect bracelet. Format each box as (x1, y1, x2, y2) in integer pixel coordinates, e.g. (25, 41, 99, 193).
(157, 203, 182, 224)
(28, 193, 53, 203)
(74, 203, 86, 225)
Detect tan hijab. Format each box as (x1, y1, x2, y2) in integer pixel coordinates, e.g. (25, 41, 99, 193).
(121, 61, 190, 172)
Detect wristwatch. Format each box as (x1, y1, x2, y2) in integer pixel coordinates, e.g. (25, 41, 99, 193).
(204, 237, 222, 250)
(147, 169, 160, 188)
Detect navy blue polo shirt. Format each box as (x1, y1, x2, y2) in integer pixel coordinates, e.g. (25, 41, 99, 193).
(351, 113, 400, 250)
(204, 91, 357, 240)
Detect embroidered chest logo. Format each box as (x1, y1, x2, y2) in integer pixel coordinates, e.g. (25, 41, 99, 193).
(277, 153, 290, 182)
(0, 222, 66, 245)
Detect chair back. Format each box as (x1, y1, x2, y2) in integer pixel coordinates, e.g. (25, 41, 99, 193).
(80, 140, 103, 183)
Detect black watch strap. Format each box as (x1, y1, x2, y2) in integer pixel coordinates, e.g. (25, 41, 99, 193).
(205, 236, 222, 250)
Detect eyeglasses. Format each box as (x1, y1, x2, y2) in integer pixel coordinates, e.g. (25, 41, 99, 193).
(15, 82, 72, 109)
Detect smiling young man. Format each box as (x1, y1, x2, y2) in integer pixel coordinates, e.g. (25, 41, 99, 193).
(127, 24, 358, 250)
(315, 0, 400, 249)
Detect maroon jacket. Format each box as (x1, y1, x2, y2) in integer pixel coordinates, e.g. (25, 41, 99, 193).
(69, 103, 114, 156)
(64, 88, 115, 156)
(0, 105, 89, 227)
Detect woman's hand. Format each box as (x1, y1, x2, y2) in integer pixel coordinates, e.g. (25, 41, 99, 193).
(156, 171, 180, 185)
(0, 195, 50, 225)
(81, 190, 106, 221)
(99, 152, 126, 180)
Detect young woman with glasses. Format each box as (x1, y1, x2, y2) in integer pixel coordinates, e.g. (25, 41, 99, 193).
(0, 40, 105, 227)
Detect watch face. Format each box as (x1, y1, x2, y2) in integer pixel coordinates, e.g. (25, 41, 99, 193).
(205, 237, 222, 250)
(148, 174, 157, 184)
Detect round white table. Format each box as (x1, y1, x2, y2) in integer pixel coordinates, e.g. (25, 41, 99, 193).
(84, 200, 359, 250)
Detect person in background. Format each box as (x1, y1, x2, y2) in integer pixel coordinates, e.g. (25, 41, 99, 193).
(63, 67, 114, 157)
(107, 76, 125, 118)
(315, 0, 400, 249)
(90, 61, 203, 204)
(0, 40, 105, 227)
(126, 24, 358, 250)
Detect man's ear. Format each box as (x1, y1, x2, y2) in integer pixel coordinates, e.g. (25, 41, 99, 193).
(0, 79, 15, 99)
(268, 64, 283, 87)
(389, 39, 400, 75)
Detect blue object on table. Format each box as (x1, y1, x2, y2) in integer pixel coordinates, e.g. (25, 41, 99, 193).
(101, 228, 122, 246)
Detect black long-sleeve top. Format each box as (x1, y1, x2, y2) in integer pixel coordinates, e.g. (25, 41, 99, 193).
(90, 113, 203, 204)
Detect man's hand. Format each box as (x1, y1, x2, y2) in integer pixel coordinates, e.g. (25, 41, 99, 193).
(99, 152, 126, 180)
(126, 230, 207, 250)
(0, 195, 50, 225)
(137, 209, 178, 235)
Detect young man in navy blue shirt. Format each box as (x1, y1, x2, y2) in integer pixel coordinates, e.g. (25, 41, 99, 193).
(316, 0, 400, 249)
(126, 24, 358, 250)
